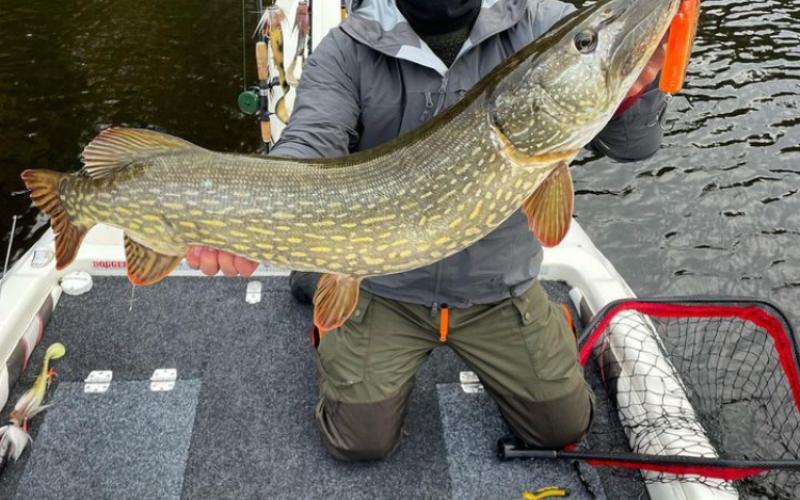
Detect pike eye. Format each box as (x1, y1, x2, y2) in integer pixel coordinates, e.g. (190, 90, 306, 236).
(574, 30, 598, 53)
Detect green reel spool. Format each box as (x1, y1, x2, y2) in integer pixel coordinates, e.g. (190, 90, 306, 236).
(237, 89, 260, 115)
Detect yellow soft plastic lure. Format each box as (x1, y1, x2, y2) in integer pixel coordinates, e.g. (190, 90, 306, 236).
(660, 0, 700, 94)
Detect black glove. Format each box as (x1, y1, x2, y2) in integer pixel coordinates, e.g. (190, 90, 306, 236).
(289, 271, 321, 305)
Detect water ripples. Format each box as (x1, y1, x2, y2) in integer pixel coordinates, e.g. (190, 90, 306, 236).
(574, 0, 800, 325)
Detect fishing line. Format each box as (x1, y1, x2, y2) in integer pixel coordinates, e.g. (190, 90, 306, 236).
(241, 0, 248, 92)
(128, 284, 137, 313)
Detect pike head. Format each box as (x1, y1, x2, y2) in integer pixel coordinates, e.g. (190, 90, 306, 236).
(487, 0, 680, 158)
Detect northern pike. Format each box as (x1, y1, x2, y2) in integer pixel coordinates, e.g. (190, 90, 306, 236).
(22, 0, 680, 331)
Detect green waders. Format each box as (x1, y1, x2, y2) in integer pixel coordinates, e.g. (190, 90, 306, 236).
(312, 281, 594, 461)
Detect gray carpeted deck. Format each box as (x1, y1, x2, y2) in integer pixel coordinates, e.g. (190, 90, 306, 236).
(0, 276, 646, 499)
(437, 383, 605, 499)
(14, 380, 200, 500)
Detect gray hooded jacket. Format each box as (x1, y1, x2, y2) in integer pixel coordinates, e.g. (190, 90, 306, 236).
(272, 0, 668, 309)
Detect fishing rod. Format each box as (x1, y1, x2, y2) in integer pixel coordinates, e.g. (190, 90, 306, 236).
(238, 0, 273, 153)
(255, 0, 272, 151)
(239, 0, 313, 151)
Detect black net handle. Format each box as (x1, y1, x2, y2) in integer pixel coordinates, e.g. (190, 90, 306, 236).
(498, 438, 800, 480)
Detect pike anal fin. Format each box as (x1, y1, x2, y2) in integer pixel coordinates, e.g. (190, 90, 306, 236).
(522, 162, 574, 247)
(124, 235, 184, 286)
(313, 274, 362, 332)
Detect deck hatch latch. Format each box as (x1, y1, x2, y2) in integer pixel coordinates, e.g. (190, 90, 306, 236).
(459, 371, 484, 393)
(150, 368, 177, 392)
(84, 370, 113, 393)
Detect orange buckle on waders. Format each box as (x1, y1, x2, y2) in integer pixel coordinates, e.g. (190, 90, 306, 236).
(439, 304, 449, 343)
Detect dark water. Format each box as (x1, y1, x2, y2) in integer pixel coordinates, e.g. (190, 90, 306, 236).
(1, 0, 799, 325)
(0, 0, 259, 259)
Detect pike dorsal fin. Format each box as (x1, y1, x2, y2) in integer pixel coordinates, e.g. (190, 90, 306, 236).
(124, 235, 183, 286)
(522, 161, 574, 247)
(313, 274, 362, 333)
(81, 128, 202, 179)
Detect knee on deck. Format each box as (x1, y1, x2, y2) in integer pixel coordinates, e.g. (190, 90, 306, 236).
(314, 390, 409, 462)
(502, 382, 594, 449)
(321, 428, 401, 462)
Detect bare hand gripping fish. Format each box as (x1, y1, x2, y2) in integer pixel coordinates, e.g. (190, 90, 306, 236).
(21, 0, 679, 332)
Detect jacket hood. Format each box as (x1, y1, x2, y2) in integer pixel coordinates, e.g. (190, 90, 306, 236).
(342, 0, 529, 75)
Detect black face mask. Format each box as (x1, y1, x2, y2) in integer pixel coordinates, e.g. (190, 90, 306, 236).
(396, 0, 481, 36)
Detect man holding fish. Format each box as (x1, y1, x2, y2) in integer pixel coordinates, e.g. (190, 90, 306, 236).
(189, 0, 673, 460)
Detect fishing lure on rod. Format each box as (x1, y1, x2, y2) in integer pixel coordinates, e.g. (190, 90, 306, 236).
(286, 1, 310, 88)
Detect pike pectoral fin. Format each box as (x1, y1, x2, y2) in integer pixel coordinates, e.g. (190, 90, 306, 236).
(124, 235, 183, 286)
(521, 162, 574, 247)
(313, 274, 362, 332)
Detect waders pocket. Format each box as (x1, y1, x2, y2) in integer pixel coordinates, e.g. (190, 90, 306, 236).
(511, 284, 581, 386)
(316, 290, 373, 391)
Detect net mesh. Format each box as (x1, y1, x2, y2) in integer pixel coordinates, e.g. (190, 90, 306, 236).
(577, 300, 800, 499)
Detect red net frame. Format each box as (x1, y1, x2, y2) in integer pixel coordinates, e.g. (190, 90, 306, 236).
(575, 298, 800, 497)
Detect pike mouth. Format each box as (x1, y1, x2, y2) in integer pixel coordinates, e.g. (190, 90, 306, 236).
(609, 0, 677, 72)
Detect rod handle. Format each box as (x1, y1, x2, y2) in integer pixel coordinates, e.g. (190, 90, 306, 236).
(256, 41, 269, 82)
(260, 120, 271, 145)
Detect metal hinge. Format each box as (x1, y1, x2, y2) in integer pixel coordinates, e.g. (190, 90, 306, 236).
(84, 370, 113, 393)
(245, 280, 263, 304)
(150, 368, 177, 392)
(460, 371, 484, 393)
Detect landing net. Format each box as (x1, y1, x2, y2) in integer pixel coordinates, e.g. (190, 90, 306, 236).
(577, 299, 800, 498)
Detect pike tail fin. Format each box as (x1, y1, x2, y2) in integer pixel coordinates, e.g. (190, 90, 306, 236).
(21, 169, 93, 270)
